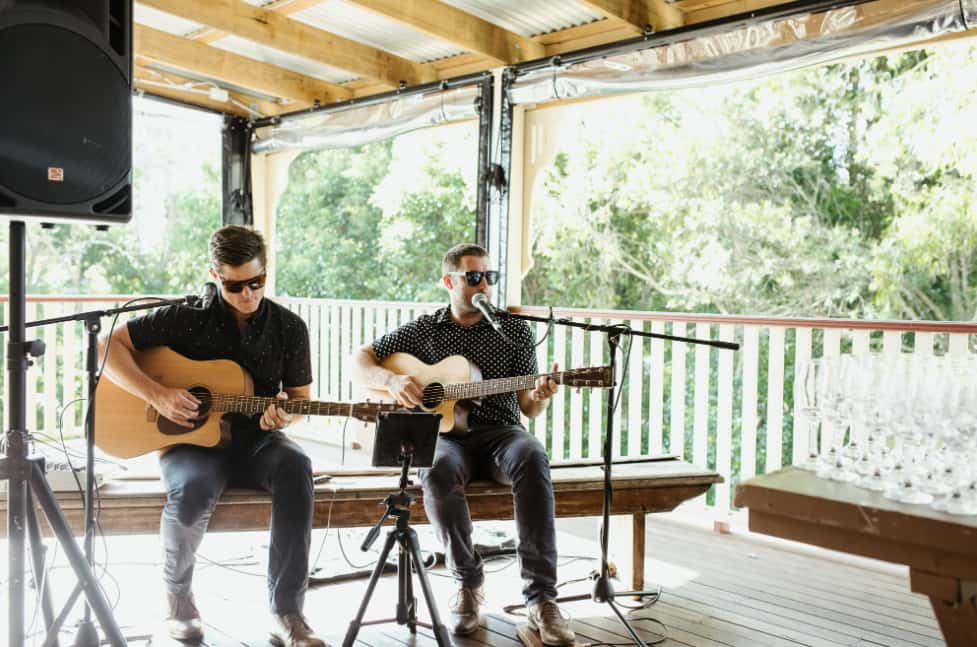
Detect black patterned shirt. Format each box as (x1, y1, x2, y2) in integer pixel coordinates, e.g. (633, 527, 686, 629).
(126, 295, 311, 444)
(372, 305, 537, 429)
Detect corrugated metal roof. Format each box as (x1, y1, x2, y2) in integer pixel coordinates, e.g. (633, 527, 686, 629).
(290, 0, 465, 63)
(210, 35, 358, 84)
(133, 3, 204, 36)
(440, 0, 604, 37)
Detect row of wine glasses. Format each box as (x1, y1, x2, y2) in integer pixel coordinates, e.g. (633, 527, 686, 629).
(796, 353, 977, 515)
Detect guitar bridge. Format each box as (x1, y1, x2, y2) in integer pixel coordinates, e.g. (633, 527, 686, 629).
(146, 405, 159, 423)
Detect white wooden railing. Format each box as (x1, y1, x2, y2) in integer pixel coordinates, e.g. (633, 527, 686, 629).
(5, 295, 976, 518)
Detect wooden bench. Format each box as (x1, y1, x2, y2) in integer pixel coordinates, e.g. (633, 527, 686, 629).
(2, 457, 721, 591)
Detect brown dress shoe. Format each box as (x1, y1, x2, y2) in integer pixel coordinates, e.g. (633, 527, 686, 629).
(271, 613, 326, 647)
(528, 600, 576, 646)
(448, 585, 484, 635)
(166, 592, 203, 641)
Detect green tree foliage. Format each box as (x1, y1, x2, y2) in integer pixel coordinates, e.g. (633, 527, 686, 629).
(525, 44, 977, 322)
(275, 124, 478, 301)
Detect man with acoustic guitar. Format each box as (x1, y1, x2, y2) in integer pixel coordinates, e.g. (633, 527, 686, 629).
(351, 243, 576, 645)
(99, 226, 324, 647)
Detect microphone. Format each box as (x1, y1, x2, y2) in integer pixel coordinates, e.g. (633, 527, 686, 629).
(186, 282, 218, 310)
(471, 293, 504, 334)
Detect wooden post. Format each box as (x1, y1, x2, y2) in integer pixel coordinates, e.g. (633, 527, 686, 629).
(632, 511, 645, 592)
(910, 569, 977, 647)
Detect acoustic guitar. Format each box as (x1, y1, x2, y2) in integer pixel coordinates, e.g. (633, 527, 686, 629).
(94, 346, 399, 458)
(364, 353, 613, 434)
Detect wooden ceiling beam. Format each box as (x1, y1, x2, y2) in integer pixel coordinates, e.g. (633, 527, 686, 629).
(577, 0, 685, 35)
(134, 24, 351, 108)
(139, 0, 433, 88)
(346, 0, 546, 64)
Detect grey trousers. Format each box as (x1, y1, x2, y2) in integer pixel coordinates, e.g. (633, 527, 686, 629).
(420, 424, 558, 604)
(158, 430, 314, 615)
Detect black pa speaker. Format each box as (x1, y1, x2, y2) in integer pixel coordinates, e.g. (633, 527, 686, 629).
(0, 0, 133, 224)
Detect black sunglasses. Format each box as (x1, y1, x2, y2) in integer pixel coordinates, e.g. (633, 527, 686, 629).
(218, 272, 267, 293)
(448, 270, 500, 287)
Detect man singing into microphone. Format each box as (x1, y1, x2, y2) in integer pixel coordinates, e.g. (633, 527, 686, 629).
(99, 225, 324, 647)
(351, 243, 576, 645)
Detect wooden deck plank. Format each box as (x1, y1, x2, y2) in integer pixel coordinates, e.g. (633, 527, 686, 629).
(647, 518, 934, 609)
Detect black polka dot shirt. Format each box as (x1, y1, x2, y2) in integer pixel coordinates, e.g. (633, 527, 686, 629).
(372, 305, 538, 429)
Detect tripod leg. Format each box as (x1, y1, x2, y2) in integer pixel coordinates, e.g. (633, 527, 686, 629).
(28, 463, 127, 647)
(343, 530, 398, 647)
(396, 536, 417, 630)
(25, 489, 59, 647)
(607, 599, 647, 647)
(8, 470, 28, 647)
(403, 530, 452, 647)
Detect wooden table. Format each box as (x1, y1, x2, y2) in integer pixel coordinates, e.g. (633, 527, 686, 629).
(736, 467, 977, 647)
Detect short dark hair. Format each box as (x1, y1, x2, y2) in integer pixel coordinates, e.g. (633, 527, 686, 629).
(442, 243, 488, 274)
(209, 225, 266, 270)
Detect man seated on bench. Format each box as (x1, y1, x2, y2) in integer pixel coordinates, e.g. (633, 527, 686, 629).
(351, 243, 576, 645)
(100, 226, 325, 647)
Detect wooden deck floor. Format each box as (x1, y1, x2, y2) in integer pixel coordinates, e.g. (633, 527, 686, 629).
(3, 513, 943, 646)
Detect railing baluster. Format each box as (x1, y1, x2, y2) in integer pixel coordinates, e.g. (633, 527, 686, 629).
(588, 319, 603, 459)
(649, 320, 665, 457)
(627, 318, 644, 458)
(329, 303, 341, 401)
(692, 322, 710, 471)
(534, 319, 550, 448)
(948, 332, 969, 355)
(766, 326, 786, 473)
(42, 302, 60, 437)
(793, 327, 813, 465)
(740, 325, 760, 483)
(669, 322, 687, 460)
(26, 300, 38, 433)
(551, 322, 566, 461)
(316, 302, 328, 402)
(568, 323, 585, 460)
(914, 331, 935, 356)
(715, 324, 735, 517)
(883, 329, 902, 355)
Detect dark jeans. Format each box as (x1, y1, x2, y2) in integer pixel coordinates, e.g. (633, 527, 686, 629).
(159, 430, 314, 615)
(420, 424, 558, 604)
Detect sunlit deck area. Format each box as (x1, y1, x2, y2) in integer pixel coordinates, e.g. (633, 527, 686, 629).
(1, 506, 942, 646)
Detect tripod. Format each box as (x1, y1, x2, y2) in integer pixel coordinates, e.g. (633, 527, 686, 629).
(342, 450, 452, 647)
(2, 222, 127, 647)
(1, 221, 198, 647)
(497, 308, 738, 646)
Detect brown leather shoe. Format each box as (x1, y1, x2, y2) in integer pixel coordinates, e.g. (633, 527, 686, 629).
(166, 592, 203, 641)
(271, 613, 326, 647)
(448, 585, 484, 635)
(528, 600, 576, 646)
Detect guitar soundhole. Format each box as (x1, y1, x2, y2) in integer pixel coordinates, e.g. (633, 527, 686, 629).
(157, 386, 213, 436)
(421, 383, 444, 410)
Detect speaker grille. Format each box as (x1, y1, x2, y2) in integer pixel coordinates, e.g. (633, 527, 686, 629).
(0, 23, 130, 205)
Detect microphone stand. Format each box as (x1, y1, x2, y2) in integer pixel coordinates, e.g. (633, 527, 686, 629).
(0, 277, 199, 647)
(497, 307, 737, 646)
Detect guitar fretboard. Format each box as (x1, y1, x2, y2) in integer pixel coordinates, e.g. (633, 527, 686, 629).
(199, 394, 395, 418)
(442, 368, 605, 402)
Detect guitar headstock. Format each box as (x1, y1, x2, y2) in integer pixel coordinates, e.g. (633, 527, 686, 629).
(352, 401, 403, 422)
(561, 366, 613, 389)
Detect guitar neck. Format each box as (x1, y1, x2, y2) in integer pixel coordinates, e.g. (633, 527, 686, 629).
(443, 371, 570, 402)
(207, 394, 377, 417)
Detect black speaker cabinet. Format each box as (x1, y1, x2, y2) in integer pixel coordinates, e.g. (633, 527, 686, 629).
(0, 0, 133, 224)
